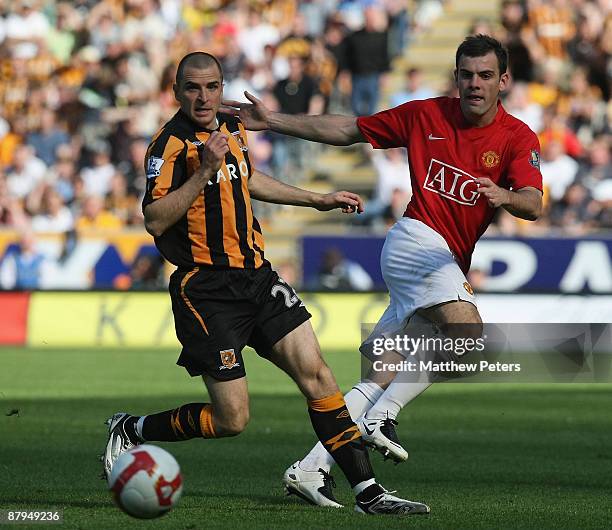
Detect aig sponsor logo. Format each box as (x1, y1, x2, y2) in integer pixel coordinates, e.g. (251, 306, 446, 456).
(424, 159, 480, 206)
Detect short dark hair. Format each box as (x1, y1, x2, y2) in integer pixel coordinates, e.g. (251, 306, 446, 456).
(175, 52, 223, 84)
(455, 34, 508, 75)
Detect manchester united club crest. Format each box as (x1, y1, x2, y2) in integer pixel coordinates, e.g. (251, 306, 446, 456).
(219, 349, 240, 370)
(463, 281, 474, 296)
(481, 150, 500, 168)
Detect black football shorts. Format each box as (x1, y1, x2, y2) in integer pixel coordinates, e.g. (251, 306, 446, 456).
(169, 265, 311, 380)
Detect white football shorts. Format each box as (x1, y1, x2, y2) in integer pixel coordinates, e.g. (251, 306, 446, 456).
(362, 217, 477, 352)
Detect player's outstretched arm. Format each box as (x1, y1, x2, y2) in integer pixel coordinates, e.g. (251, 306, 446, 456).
(248, 169, 364, 213)
(476, 178, 542, 220)
(144, 132, 229, 237)
(221, 92, 365, 146)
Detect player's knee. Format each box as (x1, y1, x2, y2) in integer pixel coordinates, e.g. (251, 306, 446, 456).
(217, 413, 249, 437)
(214, 406, 250, 437)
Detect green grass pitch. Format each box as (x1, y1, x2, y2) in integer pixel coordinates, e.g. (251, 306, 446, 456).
(1, 347, 611, 529)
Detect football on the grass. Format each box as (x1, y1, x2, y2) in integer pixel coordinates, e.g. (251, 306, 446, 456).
(108, 445, 183, 519)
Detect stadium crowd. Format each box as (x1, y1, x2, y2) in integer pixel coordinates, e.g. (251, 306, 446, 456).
(0, 0, 609, 245)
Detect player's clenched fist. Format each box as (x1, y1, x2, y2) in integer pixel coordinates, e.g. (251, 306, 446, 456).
(476, 177, 510, 208)
(199, 131, 229, 173)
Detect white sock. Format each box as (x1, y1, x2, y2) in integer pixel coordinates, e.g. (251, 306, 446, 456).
(299, 381, 384, 472)
(365, 380, 432, 420)
(365, 313, 441, 420)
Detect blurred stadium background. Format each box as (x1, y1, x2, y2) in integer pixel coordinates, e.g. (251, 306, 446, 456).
(0, 0, 610, 347)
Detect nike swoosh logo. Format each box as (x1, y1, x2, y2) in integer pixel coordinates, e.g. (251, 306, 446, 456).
(428, 134, 446, 140)
(363, 424, 376, 435)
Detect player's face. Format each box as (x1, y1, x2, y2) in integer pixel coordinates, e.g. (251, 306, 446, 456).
(455, 52, 509, 127)
(174, 64, 223, 129)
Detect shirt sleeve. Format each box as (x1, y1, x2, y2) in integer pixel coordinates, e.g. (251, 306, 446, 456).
(356, 101, 420, 149)
(505, 128, 543, 192)
(142, 135, 186, 210)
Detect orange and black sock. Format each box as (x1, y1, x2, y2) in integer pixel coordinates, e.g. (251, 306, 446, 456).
(308, 391, 374, 488)
(139, 403, 216, 441)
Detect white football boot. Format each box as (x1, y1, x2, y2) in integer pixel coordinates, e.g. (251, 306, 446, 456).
(357, 415, 408, 463)
(101, 412, 140, 482)
(355, 484, 430, 515)
(283, 461, 343, 508)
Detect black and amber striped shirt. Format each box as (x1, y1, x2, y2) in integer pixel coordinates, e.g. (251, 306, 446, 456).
(142, 110, 267, 269)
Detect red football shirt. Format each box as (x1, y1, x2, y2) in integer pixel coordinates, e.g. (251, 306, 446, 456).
(357, 97, 542, 273)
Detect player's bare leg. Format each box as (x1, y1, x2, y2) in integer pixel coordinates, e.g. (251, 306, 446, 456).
(270, 321, 429, 514)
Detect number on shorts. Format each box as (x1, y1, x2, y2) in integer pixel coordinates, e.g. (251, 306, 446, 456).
(271, 278, 302, 308)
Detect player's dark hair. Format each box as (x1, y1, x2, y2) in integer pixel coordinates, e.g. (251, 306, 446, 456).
(175, 52, 223, 84)
(455, 34, 508, 75)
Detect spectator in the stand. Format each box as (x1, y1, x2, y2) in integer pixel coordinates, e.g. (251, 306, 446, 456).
(412, 0, 444, 33)
(273, 55, 325, 175)
(389, 67, 436, 107)
(128, 0, 169, 41)
(567, 4, 609, 101)
(224, 62, 261, 103)
(525, 0, 575, 61)
(217, 34, 247, 83)
(499, 0, 533, 81)
(6, 144, 47, 199)
(358, 148, 412, 225)
(342, 6, 390, 116)
(0, 169, 28, 227)
(4, 0, 51, 48)
(559, 67, 607, 138)
(538, 105, 582, 159)
(105, 172, 138, 225)
(577, 136, 612, 197)
(80, 141, 115, 197)
(306, 37, 338, 110)
(505, 81, 543, 133)
(49, 145, 77, 204)
(540, 139, 579, 202)
(46, 2, 80, 65)
(467, 17, 495, 38)
(238, 8, 281, 66)
(26, 108, 70, 166)
(0, 229, 46, 290)
(118, 253, 164, 290)
(322, 16, 351, 112)
(600, 16, 612, 103)
(31, 185, 74, 233)
(123, 138, 149, 196)
(385, 0, 410, 59)
(317, 247, 374, 291)
(276, 13, 312, 61)
(273, 56, 324, 116)
(0, 118, 24, 168)
(549, 182, 597, 233)
(76, 194, 122, 231)
(88, 5, 121, 58)
(528, 58, 563, 108)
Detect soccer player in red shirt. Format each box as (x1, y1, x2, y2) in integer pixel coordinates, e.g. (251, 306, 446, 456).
(223, 35, 543, 507)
